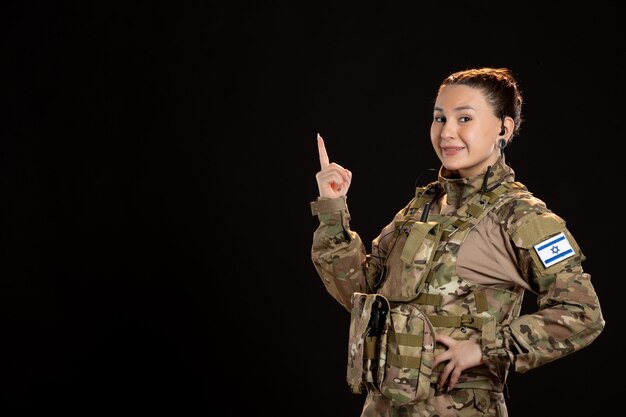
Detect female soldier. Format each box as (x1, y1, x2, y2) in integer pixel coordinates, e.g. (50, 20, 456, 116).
(310, 67, 605, 416)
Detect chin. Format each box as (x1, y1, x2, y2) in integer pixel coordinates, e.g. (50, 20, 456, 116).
(442, 161, 461, 172)
(440, 163, 462, 178)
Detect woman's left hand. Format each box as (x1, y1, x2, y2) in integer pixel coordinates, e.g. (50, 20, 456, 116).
(432, 334, 484, 391)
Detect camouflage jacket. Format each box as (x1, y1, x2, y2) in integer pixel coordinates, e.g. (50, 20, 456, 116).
(311, 158, 605, 385)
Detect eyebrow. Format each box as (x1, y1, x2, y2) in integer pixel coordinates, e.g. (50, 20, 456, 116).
(433, 105, 476, 112)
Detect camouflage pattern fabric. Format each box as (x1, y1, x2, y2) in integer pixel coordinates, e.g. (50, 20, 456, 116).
(311, 158, 605, 416)
(360, 386, 508, 417)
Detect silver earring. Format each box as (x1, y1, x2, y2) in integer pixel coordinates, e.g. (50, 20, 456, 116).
(497, 138, 507, 149)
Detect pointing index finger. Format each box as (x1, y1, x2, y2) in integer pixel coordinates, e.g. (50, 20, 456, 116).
(317, 133, 330, 168)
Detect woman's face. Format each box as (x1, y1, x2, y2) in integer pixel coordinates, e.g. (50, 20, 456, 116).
(430, 84, 503, 178)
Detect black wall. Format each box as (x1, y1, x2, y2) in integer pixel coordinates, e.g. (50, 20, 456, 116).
(2, 1, 620, 415)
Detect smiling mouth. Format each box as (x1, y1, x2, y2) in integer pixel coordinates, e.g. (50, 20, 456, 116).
(442, 146, 465, 154)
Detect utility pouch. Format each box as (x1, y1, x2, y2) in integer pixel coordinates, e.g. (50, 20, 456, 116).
(347, 293, 435, 406)
(346, 292, 390, 394)
(380, 303, 436, 406)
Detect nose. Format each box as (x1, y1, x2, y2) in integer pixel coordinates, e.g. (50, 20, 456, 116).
(439, 121, 455, 139)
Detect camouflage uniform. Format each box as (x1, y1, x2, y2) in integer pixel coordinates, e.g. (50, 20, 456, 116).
(310, 158, 605, 417)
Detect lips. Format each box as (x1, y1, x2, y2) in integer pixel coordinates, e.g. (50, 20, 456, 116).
(442, 146, 465, 155)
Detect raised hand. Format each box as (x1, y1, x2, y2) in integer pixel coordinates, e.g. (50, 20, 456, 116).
(315, 133, 352, 198)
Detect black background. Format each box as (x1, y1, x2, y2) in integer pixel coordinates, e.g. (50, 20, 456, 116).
(2, 1, 621, 415)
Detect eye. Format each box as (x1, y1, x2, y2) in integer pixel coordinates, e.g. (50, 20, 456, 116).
(433, 115, 446, 123)
(459, 116, 472, 123)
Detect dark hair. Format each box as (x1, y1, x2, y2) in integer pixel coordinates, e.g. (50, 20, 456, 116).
(438, 67, 524, 139)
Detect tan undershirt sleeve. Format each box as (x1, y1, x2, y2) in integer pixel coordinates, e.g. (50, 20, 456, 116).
(457, 212, 534, 292)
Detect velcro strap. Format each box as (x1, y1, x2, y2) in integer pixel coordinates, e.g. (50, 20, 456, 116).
(400, 221, 438, 264)
(428, 314, 484, 330)
(466, 203, 485, 218)
(491, 184, 510, 195)
(481, 185, 508, 203)
(364, 336, 378, 359)
(415, 292, 443, 307)
(310, 196, 347, 215)
(388, 332, 423, 347)
(460, 315, 484, 329)
(475, 290, 488, 313)
(452, 219, 466, 228)
(451, 218, 473, 232)
(512, 213, 564, 248)
(387, 351, 422, 369)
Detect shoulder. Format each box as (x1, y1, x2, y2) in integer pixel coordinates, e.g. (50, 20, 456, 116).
(495, 188, 567, 250)
(495, 186, 587, 273)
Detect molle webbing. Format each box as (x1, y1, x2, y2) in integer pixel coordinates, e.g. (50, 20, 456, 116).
(386, 350, 421, 369)
(414, 292, 443, 307)
(389, 331, 423, 347)
(427, 314, 484, 330)
(417, 181, 526, 294)
(364, 332, 424, 361)
(385, 331, 425, 368)
(474, 290, 489, 313)
(415, 290, 489, 313)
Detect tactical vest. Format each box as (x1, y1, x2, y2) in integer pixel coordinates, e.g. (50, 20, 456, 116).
(347, 180, 531, 405)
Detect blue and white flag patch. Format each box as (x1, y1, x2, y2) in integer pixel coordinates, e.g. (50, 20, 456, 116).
(533, 232, 575, 268)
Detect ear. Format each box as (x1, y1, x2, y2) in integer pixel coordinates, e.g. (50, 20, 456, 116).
(500, 116, 515, 140)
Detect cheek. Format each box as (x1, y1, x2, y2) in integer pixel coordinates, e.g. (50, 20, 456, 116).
(430, 125, 439, 148)
(431, 140, 439, 153)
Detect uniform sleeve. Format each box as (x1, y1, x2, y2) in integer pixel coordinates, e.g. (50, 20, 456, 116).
(483, 197, 605, 374)
(310, 196, 392, 311)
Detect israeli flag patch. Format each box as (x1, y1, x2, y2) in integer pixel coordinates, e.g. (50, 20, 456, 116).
(533, 232, 575, 268)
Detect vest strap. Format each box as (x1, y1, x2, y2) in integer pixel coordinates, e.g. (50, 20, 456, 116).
(386, 350, 422, 368)
(428, 314, 484, 330)
(466, 203, 485, 218)
(475, 290, 488, 313)
(414, 292, 443, 307)
(364, 336, 378, 359)
(388, 331, 423, 347)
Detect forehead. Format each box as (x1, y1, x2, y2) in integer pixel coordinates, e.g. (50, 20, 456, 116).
(434, 84, 490, 111)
